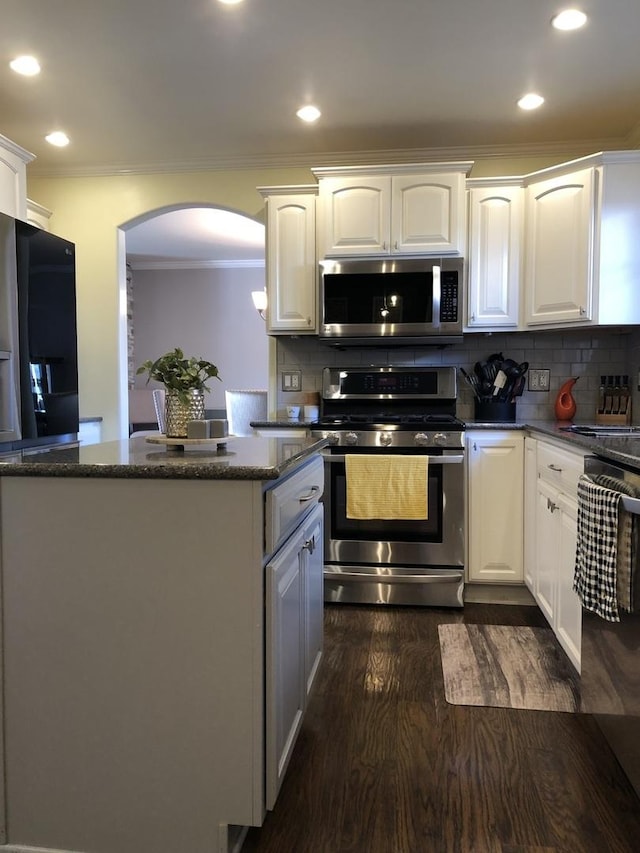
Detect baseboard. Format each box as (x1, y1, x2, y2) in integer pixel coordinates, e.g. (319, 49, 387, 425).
(464, 583, 536, 606)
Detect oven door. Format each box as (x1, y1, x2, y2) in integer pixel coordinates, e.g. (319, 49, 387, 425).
(322, 447, 465, 605)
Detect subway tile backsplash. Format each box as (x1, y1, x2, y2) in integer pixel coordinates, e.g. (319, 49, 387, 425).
(276, 326, 640, 423)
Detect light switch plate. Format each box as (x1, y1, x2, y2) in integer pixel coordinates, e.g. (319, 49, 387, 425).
(282, 370, 301, 391)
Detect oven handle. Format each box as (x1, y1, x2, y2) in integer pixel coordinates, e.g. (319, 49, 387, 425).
(322, 453, 464, 464)
(324, 569, 463, 584)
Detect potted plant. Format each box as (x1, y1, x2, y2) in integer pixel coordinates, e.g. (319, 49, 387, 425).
(137, 347, 221, 437)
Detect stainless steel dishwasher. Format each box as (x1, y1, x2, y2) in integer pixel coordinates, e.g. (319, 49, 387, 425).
(581, 454, 640, 798)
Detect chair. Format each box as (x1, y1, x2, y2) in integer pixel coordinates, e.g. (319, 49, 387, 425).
(128, 388, 165, 435)
(152, 389, 166, 433)
(225, 390, 267, 436)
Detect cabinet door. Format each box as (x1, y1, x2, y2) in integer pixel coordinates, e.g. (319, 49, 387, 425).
(535, 477, 560, 624)
(555, 494, 581, 672)
(265, 529, 305, 809)
(525, 167, 594, 326)
(467, 431, 524, 583)
(0, 136, 32, 220)
(265, 193, 317, 333)
(467, 185, 522, 328)
(302, 504, 324, 696)
(392, 173, 465, 255)
(523, 437, 537, 593)
(318, 176, 390, 256)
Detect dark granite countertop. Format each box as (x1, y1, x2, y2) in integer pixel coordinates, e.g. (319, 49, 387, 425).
(0, 435, 328, 481)
(251, 419, 318, 428)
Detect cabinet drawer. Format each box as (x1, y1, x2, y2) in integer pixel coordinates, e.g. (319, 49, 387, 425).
(265, 455, 324, 555)
(537, 443, 586, 497)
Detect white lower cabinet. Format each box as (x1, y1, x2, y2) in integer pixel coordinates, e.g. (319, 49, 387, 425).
(466, 431, 524, 583)
(532, 439, 585, 672)
(523, 436, 537, 590)
(265, 501, 323, 809)
(303, 506, 324, 695)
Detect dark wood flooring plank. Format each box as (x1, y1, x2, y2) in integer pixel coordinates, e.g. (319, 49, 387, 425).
(243, 604, 640, 853)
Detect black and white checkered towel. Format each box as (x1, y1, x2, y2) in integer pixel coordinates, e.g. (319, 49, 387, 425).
(591, 473, 640, 613)
(574, 474, 621, 622)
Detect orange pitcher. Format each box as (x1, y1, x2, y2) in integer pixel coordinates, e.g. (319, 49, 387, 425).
(554, 377, 578, 421)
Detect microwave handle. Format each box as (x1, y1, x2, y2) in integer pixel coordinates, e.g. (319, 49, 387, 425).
(433, 264, 441, 327)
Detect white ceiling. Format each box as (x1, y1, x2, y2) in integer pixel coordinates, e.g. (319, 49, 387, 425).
(3, 0, 640, 261)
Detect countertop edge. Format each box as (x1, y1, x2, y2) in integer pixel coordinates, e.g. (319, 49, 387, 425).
(0, 437, 330, 481)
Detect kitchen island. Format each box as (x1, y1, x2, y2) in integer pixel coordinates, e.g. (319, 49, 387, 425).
(0, 435, 327, 853)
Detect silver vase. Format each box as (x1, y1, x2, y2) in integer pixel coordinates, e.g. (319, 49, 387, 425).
(164, 389, 205, 437)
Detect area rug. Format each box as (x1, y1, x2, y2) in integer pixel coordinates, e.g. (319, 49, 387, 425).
(438, 623, 580, 712)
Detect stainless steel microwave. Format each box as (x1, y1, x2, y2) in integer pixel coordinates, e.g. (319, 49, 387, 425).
(318, 257, 464, 346)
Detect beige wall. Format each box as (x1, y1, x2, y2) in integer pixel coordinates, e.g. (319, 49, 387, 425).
(26, 150, 592, 440)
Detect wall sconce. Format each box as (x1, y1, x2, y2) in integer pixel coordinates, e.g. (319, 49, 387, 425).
(251, 289, 267, 321)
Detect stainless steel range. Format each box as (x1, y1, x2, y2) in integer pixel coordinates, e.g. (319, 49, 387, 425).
(311, 366, 465, 607)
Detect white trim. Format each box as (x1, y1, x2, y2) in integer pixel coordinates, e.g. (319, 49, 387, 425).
(127, 258, 265, 271)
(311, 161, 474, 178)
(26, 137, 625, 178)
(0, 133, 35, 164)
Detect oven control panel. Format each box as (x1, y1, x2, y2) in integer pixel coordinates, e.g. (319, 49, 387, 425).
(312, 429, 465, 449)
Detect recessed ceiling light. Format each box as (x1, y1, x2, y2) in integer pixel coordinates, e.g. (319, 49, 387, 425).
(45, 131, 70, 147)
(517, 93, 545, 111)
(551, 9, 587, 30)
(9, 55, 41, 76)
(218, 0, 244, 5)
(296, 105, 321, 123)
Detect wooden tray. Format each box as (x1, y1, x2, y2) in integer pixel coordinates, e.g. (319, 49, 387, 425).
(145, 434, 235, 451)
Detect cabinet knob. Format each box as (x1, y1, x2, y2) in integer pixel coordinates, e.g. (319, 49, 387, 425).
(382, 241, 387, 251)
(470, 313, 475, 322)
(303, 536, 316, 554)
(579, 306, 586, 315)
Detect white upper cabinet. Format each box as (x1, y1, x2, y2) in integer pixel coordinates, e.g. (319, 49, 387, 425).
(466, 180, 523, 330)
(313, 163, 472, 258)
(523, 151, 640, 329)
(258, 185, 318, 334)
(0, 133, 35, 220)
(524, 167, 594, 326)
(26, 199, 52, 231)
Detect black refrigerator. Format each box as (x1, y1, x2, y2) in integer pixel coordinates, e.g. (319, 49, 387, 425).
(0, 212, 78, 451)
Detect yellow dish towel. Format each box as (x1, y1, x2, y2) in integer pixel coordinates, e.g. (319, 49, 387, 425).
(345, 455, 429, 520)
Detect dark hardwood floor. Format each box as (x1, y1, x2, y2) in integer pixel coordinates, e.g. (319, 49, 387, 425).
(243, 602, 640, 853)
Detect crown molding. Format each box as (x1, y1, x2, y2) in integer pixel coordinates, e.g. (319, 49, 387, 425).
(0, 133, 35, 164)
(128, 259, 264, 271)
(26, 137, 629, 179)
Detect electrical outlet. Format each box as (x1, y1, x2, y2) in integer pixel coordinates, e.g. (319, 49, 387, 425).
(528, 369, 550, 392)
(282, 370, 301, 391)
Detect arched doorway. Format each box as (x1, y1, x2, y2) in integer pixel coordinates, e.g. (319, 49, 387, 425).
(120, 203, 267, 431)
